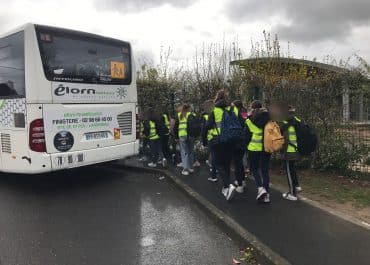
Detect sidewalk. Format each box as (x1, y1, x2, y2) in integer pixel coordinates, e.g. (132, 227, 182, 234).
(124, 158, 370, 265)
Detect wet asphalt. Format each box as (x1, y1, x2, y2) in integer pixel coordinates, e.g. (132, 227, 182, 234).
(0, 165, 239, 265)
(162, 164, 370, 265)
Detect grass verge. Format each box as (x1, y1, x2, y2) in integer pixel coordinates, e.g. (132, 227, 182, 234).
(271, 169, 370, 222)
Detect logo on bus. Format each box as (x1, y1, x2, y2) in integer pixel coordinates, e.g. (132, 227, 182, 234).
(54, 84, 96, 96)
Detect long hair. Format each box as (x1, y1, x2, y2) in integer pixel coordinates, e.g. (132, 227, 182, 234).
(214, 89, 228, 103)
(180, 104, 190, 119)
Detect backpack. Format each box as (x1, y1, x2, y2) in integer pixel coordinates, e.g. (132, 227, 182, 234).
(264, 121, 285, 153)
(294, 121, 318, 156)
(219, 108, 244, 144)
(187, 114, 202, 138)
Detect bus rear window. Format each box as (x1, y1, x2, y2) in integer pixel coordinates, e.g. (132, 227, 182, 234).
(36, 26, 131, 85)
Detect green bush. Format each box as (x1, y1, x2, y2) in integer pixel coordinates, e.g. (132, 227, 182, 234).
(313, 133, 368, 173)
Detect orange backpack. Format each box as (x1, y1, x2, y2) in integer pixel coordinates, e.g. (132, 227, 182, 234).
(264, 121, 285, 153)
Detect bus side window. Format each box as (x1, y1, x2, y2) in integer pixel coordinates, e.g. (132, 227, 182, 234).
(0, 31, 25, 98)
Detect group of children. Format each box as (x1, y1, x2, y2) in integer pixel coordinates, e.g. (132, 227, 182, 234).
(139, 89, 305, 203)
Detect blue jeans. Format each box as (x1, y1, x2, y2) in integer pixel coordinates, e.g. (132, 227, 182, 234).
(248, 151, 271, 192)
(179, 136, 194, 170)
(209, 144, 217, 178)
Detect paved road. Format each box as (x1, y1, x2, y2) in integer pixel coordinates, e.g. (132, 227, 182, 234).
(156, 164, 370, 265)
(0, 165, 239, 265)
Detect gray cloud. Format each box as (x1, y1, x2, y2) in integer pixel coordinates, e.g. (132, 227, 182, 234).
(225, 0, 370, 43)
(94, 0, 196, 13)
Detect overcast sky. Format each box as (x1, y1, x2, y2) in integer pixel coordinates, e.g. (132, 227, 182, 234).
(0, 0, 369, 66)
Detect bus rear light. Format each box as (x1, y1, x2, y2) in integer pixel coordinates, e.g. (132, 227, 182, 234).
(32, 132, 45, 138)
(29, 119, 46, 152)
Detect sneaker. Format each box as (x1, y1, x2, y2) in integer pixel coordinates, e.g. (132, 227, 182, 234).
(181, 169, 189, 176)
(235, 186, 244, 193)
(221, 187, 228, 198)
(282, 192, 298, 201)
(256, 187, 267, 200)
(264, 193, 271, 203)
(148, 162, 157, 168)
(207, 176, 218, 182)
(188, 168, 194, 173)
(295, 186, 302, 193)
(177, 162, 183, 167)
(162, 158, 167, 168)
(226, 184, 236, 201)
(206, 160, 210, 167)
(193, 161, 201, 167)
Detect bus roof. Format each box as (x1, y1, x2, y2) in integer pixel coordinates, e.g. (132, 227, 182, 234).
(0, 23, 131, 46)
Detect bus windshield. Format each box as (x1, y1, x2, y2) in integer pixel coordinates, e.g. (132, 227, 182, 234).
(36, 26, 131, 85)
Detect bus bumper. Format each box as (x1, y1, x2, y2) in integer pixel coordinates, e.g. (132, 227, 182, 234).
(49, 140, 140, 172)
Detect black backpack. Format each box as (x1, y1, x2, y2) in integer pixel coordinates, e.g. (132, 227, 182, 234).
(187, 114, 202, 138)
(294, 121, 318, 156)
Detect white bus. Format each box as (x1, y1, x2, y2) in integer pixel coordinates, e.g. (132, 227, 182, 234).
(0, 24, 139, 174)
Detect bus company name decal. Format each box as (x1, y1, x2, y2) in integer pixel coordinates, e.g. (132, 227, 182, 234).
(52, 83, 129, 102)
(54, 84, 95, 96)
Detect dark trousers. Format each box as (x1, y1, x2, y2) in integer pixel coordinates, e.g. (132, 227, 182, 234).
(285, 160, 299, 195)
(233, 148, 245, 186)
(209, 144, 217, 178)
(161, 134, 171, 160)
(139, 138, 150, 157)
(213, 140, 245, 188)
(248, 151, 271, 192)
(150, 139, 161, 163)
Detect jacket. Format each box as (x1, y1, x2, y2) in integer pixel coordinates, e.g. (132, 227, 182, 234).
(280, 115, 300, 160)
(245, 108, 270, 150)
(143, 119, 162, 139)
(202, 99, 245, 147)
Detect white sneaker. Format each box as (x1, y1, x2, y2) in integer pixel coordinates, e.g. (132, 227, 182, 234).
(222, 187, 228, 198)
(264, 193, 271, 203)
(193, 161, 201, 167)
(226, 184, 236, 201)
(188, 168, 194, 173)
(181, 169, 189, 176)
(162, 158, 167, 168)
(177, 162, 183, 167)
(206, 160, 210, 167)
(148, 162, 157, 168)
(282, 192, 298, 201)
(235, 186, 244, 193)
(295, 186, 302, 193)
(256, 187, 267, 200)
(207, 177, 218, 182)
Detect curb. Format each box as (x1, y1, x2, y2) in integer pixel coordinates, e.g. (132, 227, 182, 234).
(115, 163, 291, 265)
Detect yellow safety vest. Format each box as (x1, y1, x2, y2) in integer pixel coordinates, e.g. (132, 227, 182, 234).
(149, 120, 159, 140)
(163, 114, 170, 135)
(203, 114, 213, 141)
(178, 112, 191, 137)
(283, 116, 301, 153)
(209, 106, 239, 137)
(245, 119, 263, 151)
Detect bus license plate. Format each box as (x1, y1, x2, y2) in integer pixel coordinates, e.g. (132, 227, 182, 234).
(85, 131, 109, 141)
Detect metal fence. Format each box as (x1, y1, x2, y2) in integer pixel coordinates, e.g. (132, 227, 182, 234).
(341, 123, 370, 174)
